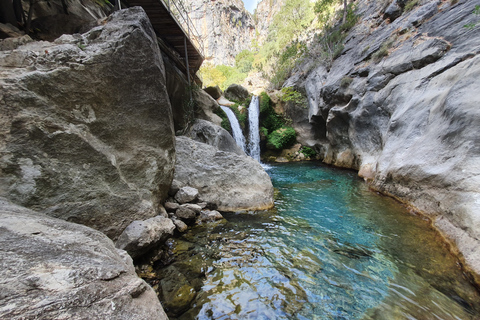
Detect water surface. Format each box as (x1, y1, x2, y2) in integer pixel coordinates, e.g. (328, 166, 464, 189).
(159, 162, 480, 319)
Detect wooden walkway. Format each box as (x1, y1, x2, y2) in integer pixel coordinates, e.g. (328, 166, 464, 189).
(125, 0, 204, 75)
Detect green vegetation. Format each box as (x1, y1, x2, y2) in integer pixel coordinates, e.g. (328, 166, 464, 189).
(267, 127, 297, 150)
(340, 76, 353, 88)
(300, 146, 316, 158)
(372, 37, 396, 62)
(213, 107, 231, 132)
(464, 5, 480, 29)
(280, 87, 306, 104)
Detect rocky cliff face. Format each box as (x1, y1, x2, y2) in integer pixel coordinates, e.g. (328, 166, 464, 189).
(184, 0, 255, 65)
(254, 0, 285, 45)
(0, 8, 176, 239)
(286, 0, 480, 278)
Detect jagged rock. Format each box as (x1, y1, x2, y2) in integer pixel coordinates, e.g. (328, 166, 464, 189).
(193, 88, 223, 126)
(174, 136, 274, 211)
(287, 0, 480, 278)
(224, 83, 250, 101)
(182, 203, 203, 214)
(165, 202, 180, 212)
(175, 206, 197, 221)
(115, 215, 176, 259)
(204, 86, 222, 99)
(184, 0, 255, 65)
(172, 218, 188, 232)
(188, 119, 245, 155)
(384, 0, 402, 22)
(0, 198, 167, 320)
(198, 209, 224, 222)
(0, 34, 33, 51)
(0, 8, 176, 239)
(175, 187, 199, 204)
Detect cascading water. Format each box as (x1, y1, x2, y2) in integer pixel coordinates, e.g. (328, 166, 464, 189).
(247, 96, 261, 162)
(220, 105, 246, 153)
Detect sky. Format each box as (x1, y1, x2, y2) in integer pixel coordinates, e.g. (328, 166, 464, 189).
(242, 0, 258, 13)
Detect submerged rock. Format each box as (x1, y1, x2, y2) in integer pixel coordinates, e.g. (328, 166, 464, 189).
(174, 136, 274, 211)
(0, 198, 167, 320)
(0, 7, 176, 239)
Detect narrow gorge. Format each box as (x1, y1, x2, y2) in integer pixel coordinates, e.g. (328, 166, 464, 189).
(0, 0, 479, 319)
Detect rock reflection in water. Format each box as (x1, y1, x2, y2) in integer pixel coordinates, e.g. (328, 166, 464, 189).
(145, 162, 480, 320)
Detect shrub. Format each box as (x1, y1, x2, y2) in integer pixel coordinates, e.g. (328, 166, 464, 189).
(267, 127, 297, 150)
(281, 87, 305, 104)
(300, 146, 316, 158)
(340, 76, 353, 88)
(213, 107, 231, 133)
(404, 0, 419, 12)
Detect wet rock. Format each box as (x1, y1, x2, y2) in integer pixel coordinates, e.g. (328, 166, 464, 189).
(174, 136, 274, 211)
(188, 119, 245, 155)
(172, 219, 188, 233)
(198, 210, 224, 223)
(0, 8, 176, 239)
(176, 206, 197, 221)
(160, 266, 196, 315)
(175, 187, 199, 204)
(224, 83, 250, 101)
(115, 216, 176, 259)
(0, 198, 167, 320)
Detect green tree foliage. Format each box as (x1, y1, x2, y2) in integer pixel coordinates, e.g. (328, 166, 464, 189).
(235, 49, 255, 73)
(198, 63, 247, 91)
(464, 5, 480, 29)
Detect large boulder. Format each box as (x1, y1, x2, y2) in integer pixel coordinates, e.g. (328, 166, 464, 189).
(188, 119, 245, 155)
(224, 83, 250, 101)
(0, 198, 167, 320)
(193, 88, 223, 126)
(0, 8, 176, 239)
(174, 136, 274, 211)
(203, 86, 222, 100)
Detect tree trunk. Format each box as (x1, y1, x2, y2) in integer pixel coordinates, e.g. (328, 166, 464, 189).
(25, 0, 35, 34)
(342, 0, 347, 24)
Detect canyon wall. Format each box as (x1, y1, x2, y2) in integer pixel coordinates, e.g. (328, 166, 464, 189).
(285, 0, 480, 277)
(184, 0, 255, 65)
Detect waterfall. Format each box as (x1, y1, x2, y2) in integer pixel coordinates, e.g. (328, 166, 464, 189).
(220, 105, 246, 153)
(248, 96, 261, 162)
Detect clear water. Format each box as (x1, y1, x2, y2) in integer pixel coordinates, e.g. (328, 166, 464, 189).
(220, 105, 247, 153)
(158, 162, 480, 320)
(247, 96, 260, 162)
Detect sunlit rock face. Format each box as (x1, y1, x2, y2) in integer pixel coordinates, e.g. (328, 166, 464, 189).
(285, 0, 480, 278)
(183, 0, 255, 65)
(0, 7, 176, 239)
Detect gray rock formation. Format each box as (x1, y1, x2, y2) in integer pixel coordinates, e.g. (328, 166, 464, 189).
(115, 215, 176, 259)
(204, 86, 223, 99)
(184, 0, 255, 65)
(286, 0, 480, 278)
(194, 88, 223, 126)
(254, 0, 285, 45)
(174, 136, 274, 211)
(188, 119, 245, 155)
(224, 83, 250, 101)
(0, 198, 167, 320)
(0, 8, 176, 239)
(175, 186, 199, 204)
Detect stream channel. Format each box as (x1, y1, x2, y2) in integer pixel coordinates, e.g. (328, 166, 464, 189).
(154, 162, 480, 319)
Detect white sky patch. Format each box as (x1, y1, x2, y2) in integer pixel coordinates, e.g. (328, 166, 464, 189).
(243, 0, 258, 13)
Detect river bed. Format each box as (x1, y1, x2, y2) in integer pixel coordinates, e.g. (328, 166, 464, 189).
(152, 162, 480, 319)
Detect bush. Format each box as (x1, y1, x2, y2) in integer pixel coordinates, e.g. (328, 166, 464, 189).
(213, 107, 231, 133)
(267, 127, 297, 150)
(281, 87, 305, 104)
(300, 146, 316, 158)
(404, 0, 419, 12)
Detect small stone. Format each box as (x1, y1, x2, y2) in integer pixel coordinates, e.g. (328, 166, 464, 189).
(172, 219, 188, 232)
(165, 202, 180, 212)
(176, 206, 196, 220)
(174, 186, 199, 204)
(197, 202, 208, 209)
(168, 179, 182, 196)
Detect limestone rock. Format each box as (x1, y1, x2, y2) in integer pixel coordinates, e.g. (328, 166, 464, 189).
(115, 215, 176, 259)
(204, 86, 222, 99)
(176, 206, 197, 221)
(172, 218, 188, 232)
(286, 0, 480, 278)
(0, 23, 24, 38)
(165, 202, 180, 212)
(217, 95, 236, 106)
(193, 88, 223, 126)
(174, 136, 274, 211)
(175, 187, 199, 204)
(224, 83, 250, 101)
(182, 203, 203, 214)
(0, 198, 167, 320)
(0, 8, 176, 239)
(183, 0, 255, 65)
(198, 209, 224, 222)
(188, 119, 245, 155)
